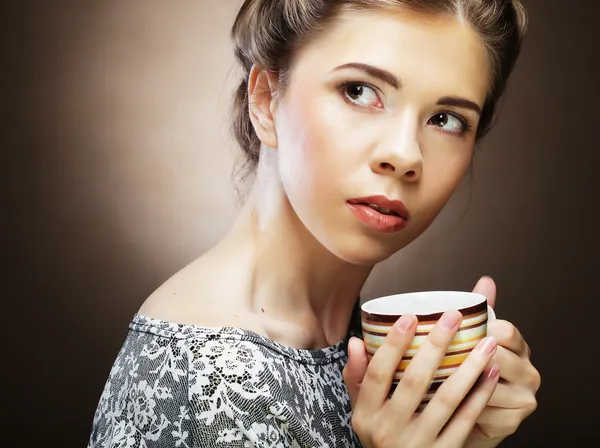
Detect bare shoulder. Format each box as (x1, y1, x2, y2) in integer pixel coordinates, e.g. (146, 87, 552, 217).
(137, 248, 253, 330)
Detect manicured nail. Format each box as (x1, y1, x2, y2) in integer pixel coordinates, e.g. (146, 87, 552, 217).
(486, 365, 500, 380)
(394, 314, 416, 333)
(439, 310, 462, 331)
(476, 336, 497, 355)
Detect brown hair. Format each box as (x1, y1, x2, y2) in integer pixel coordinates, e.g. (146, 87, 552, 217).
(230, 0, 528, 181)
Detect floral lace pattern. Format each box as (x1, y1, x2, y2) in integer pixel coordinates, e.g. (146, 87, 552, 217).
(88, 311, 363, 447)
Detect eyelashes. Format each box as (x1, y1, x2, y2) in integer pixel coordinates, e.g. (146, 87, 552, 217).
(427, 112, 472, 135)
(338, 81, 382, 109)
(336, 80, 474, 136)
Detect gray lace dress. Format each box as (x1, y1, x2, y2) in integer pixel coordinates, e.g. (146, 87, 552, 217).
(88, 305, 364, 447)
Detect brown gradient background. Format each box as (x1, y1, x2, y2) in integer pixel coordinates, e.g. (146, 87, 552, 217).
(4, 0, 598, 446)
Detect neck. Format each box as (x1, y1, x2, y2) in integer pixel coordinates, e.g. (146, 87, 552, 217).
(220, 157, 372, 349)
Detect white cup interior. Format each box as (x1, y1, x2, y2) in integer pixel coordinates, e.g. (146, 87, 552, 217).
(361, 291, 486, 315)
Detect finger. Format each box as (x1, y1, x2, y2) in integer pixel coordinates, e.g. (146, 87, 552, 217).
(486, 381, 538, 409)
(416, 336, 498, 440)
(436, 365, 500, 447)
(342, 337, 369, 409)
(486, 320, 530, 358)
(356, 313, 417, 415)
(488, 346, 537, 386)
(390, 310, 462, 416)
(470, 406, 526, 440)
(472, 276, 496, 310)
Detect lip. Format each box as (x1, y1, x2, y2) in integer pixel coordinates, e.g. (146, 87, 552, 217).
(347, 195, 410, 234)
(347, 195, 410, 220)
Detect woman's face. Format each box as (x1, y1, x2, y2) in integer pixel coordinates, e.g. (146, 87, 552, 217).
(270, 8, 490, 264)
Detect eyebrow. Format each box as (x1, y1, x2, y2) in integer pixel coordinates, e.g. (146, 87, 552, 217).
(332, 62, 401, 89)
(436, 96, 482, 116)
(332, 62, 482, 115)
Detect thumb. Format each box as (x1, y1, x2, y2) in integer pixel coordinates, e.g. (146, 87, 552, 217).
(472, 275, 497, 309)
(343, 337, 369, 409)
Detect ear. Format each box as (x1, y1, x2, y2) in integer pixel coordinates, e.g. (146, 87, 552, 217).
(248, 65, 278, 149)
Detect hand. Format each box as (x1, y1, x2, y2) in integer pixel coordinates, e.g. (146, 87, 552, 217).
(343, 309, 500, 447)
(464, 277, 541, 448)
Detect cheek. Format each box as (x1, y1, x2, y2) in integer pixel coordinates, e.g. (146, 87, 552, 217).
(408, 165, 471, 237)
(276, 93, 356, 199)
(420, 147, 473, 212)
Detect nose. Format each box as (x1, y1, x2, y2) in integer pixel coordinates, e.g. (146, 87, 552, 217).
(369, 119, 423, 182)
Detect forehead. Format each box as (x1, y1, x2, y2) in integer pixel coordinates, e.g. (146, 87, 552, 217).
(291, 7, 491, 104)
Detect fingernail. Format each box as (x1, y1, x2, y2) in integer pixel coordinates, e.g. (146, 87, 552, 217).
(486, 365, 500, 380)
(394, 314, 416, 333)
(439, 310, 462, 331)
(476, 336, 497, 355)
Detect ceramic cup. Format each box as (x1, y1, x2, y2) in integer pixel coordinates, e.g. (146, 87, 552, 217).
(360, 291, 495, 411)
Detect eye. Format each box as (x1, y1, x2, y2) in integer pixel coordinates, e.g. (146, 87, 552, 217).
(341, 82, 382, 108)
(428, 112, 469, 134)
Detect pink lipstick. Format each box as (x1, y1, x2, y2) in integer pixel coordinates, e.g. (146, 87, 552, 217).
(347, 195, 409, 233)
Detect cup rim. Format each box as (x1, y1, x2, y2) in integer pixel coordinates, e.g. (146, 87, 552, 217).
(361, 290, 487, 317)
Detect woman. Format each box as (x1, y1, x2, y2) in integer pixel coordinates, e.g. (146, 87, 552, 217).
(88, 0, 540, 447)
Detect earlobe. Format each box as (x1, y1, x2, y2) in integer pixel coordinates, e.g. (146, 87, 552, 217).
(248, 66, 278, 149)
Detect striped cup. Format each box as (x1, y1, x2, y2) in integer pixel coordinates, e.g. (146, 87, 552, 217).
(361, 291, 493, 412)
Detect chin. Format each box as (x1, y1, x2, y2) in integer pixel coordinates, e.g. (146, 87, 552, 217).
(323, 233, 407, 266)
